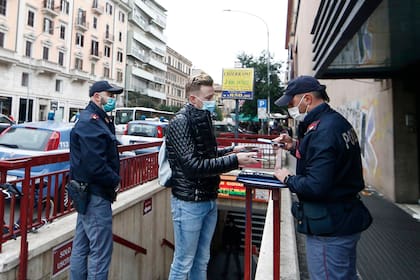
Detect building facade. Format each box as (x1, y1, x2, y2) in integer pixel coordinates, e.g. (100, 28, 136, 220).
(286, 0, 420, 203)
(0, 0, 129, 122)
(125, 0, 167, 108)
(165, 46, 191, 108)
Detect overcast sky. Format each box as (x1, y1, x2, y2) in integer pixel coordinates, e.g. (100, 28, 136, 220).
(157, 0, 288, 84)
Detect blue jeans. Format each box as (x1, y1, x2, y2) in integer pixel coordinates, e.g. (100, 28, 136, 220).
(306, 233, 361, 280)
(70, 194, 113, 280)
(168, 196, 218, 280)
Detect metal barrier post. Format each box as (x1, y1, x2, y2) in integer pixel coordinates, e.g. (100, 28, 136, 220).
(244, 187, 253, 280)
(243, 182, 282, 279)
(19, 164, 31, 280)
(0, 190, 4, 252)
(272, 188, 281, 279)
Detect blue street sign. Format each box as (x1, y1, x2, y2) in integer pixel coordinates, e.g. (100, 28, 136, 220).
(258, 99, 267, 108)
(222, 91, 253, 100)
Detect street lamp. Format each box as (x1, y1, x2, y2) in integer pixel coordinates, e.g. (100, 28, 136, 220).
(223, 9, 271, 125)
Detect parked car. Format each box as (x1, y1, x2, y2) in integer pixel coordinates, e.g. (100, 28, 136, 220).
(0, 121, 74, 219)
(117, 120, 168, 154)
(0, 114, 15, 133)
(215, 122, 256, 138)
(213, 121, 234, 137)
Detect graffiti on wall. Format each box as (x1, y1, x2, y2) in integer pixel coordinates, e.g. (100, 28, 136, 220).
(337, 101, 378, 176)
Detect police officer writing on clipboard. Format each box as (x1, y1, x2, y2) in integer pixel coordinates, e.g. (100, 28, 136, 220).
(272, 76, 372, 280)
(69, 80, 123, 280)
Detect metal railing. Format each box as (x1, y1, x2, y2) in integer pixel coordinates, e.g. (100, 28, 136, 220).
(1, 142, 162, 241)
(217, 136, 278, 169)
(1, 136, 282, 279)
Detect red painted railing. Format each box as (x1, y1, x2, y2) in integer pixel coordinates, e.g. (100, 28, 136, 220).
(1, 137, 282, 279)
(0, 142, 161, 280)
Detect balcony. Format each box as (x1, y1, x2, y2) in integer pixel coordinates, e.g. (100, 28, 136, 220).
(134, 0, 154, 18)
(132, 31, 154, 50)
(129, 13, 148, 31)
(151, 14, 166, 29)
(34, 59, 63, 75)
(75, 17, 89, 32)
(0, 48, 19, 66)
(148, 57, 166, 72)
(147, 25, 166, 43)
(89, 51, 101, 61)
(41, 2, 59, 18)
(129, 64, 154, 82)
(153, 75, 165, 85)
(127, 47, 147, 63)
(70, 69, 90, 82)
(92, 5, 104, 15)
(144, 88, 166, 100)
(153, 46, 166, 57)
(104, 33, 114, 44)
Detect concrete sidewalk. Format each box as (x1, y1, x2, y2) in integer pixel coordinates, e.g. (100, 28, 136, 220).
(291, 188, 420, 280)
(357, 188, 420, 280)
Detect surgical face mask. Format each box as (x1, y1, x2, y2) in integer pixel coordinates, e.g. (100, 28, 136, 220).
(194, 96, 216, 113)
(103, 97, 116, 112)
(202, 100, 216, 113)
(288, 95, 308, 122)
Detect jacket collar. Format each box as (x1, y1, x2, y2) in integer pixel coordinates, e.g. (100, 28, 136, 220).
(303, 103, 330, 125)
(185, 103, 210, 118)
(297, 103, 331, 138)
(87, 101, 110, 121)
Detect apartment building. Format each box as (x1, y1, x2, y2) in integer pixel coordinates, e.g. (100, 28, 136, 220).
(125, 0, 167, 108)
(165, 46, 191, 108)
(0, 0, 129, 122)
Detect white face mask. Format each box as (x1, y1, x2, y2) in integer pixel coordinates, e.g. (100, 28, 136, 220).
(288, 95, 308, 122)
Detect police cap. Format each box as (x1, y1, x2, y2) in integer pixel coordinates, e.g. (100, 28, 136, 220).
(275, 76, 327, 107)
(89, 80, 123, 97)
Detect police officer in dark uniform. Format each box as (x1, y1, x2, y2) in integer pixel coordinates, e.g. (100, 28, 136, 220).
(273, 76, 372, 280)
(69, 80, 123, 280)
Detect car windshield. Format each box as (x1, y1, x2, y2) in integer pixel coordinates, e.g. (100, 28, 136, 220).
(127, 123, 158, 137)
(0, 127, 52, 150)
(115, 110, 133, 125)
(0, 115, 12, 124)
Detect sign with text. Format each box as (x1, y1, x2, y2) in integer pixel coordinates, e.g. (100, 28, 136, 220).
(257, 99, 268, 119)
(143, 198, 152, 215)
(52, 239, 73, 277)
(221, 68, 254, 100)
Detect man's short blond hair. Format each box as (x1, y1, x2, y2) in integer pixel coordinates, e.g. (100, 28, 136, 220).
(186, 74, 213, 96)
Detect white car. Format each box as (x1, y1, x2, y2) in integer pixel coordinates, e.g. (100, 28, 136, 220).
(117, 120, 168, 154)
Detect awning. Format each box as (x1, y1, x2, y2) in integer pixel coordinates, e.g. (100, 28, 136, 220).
(230, 113, 259, 122)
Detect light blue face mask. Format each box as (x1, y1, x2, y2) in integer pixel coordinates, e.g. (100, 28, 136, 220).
(202, 100, 216, 113)
(103, 97, 116, 112)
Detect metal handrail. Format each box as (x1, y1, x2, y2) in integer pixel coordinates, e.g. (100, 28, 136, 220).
(1, 136, 279, 279)
(0, 142, 162, 279)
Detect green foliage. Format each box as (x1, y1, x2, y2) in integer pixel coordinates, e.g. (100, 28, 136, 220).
(235, 52, 285, 118)
(157, 104, 182, 113)
(214, 106, 223, 121)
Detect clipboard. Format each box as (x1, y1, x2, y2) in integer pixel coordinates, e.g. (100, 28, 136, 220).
(236, 170, 287, 189)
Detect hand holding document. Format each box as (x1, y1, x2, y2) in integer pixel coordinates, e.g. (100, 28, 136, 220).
(257, 138, 285, 148)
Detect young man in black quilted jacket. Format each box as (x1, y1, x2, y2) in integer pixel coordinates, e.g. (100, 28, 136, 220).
(166, 73, 257, 280)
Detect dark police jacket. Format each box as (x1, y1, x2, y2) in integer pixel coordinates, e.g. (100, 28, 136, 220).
(286, 103, 372, 235)
(166, 104, 238, 201)
(70, 101, 120, 202)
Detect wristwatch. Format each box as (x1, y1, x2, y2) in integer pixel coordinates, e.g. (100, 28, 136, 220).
(283, 174, 292, 184)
